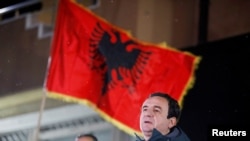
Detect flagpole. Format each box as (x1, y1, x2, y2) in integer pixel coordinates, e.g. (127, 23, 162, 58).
(32, 91, 47, 141)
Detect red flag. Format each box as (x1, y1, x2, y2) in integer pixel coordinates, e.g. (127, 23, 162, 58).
(45, 0, 201, 136)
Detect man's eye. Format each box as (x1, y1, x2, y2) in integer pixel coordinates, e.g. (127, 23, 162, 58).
(154, 109, 160, 113)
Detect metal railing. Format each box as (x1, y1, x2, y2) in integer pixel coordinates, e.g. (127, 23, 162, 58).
(0, 0, 42, 15)
(0, 0, 100, 15)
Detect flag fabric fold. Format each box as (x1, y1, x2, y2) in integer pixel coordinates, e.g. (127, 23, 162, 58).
(44, 0, 201, 136)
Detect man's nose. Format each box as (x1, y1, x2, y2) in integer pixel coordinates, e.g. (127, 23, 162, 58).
(144, 109, 153, 117)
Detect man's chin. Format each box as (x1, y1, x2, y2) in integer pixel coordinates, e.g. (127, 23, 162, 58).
(142, 129, 153, 138)
(141, 126, 153, 133)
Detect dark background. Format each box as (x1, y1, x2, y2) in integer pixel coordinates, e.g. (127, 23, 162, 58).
(179, 32, 250, 141)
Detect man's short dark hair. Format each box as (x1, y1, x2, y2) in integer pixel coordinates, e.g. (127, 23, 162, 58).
(76, 133, 98, 141)
(149, 92, 181, 121)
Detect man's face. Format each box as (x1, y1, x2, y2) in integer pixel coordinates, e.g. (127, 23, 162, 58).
(77, 137, 94, 141)
(139, 96, 174, 140)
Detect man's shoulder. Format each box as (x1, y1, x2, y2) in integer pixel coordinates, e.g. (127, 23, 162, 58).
(135, 127, 190, 141)
(151, 127, 190, 141)
(169, 126, 190, 141)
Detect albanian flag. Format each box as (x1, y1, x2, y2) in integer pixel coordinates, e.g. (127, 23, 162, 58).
(45, 0, 201, 136)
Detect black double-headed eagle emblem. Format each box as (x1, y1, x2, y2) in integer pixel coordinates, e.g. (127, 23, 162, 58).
(88, 22, 151, 95)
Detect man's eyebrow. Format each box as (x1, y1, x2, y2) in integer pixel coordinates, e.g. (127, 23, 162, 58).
(142, 105, 162, 109)
(153, 105, 162, 109)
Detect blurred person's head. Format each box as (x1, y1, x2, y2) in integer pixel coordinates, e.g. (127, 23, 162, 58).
(75, 133, 98, 141)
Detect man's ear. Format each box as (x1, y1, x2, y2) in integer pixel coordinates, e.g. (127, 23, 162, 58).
(168, 117, 177, 129)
